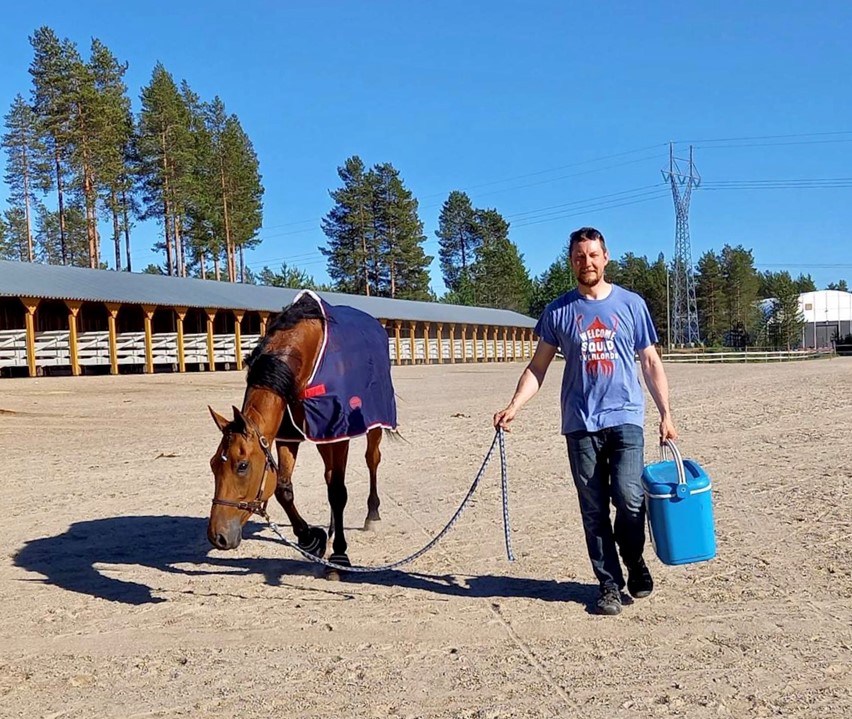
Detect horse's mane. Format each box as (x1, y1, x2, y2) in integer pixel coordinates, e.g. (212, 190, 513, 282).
(244, 293, 327, 402)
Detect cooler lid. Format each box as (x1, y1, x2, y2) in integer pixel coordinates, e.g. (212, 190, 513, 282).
(642, 459, 711, 495)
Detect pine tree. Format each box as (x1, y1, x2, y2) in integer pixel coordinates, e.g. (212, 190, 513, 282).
(767, 271, 805, 350)
(469, 209, 531, 312)
(258, 262, 329, 290)
(29, 27, 80, 265)
(2, 95, 47, 262)
(529, 245, 577, 317)
(1, 208, 30, 261)
(137, 63, 194, 276)
(794, 273, 816, 293)
(321, 156, 376, 295)
(719, 244, 761, 346)
(694, 251, 726, 345)
(436, 191, 480, 294)
(87, 39, 133, 271)
(372, 162, 431, 299)
(36, 202, 88, 266)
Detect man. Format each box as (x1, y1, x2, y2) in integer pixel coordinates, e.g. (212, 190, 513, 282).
(494, 227, 677, 616)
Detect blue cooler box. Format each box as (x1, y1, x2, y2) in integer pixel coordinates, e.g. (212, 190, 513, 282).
(642, 440, 716, 565)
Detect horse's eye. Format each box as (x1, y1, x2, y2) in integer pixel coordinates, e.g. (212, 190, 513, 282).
(236, 460, 249, 474)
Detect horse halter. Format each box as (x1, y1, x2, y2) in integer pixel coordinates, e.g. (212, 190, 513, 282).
(211, 413, 279, 519)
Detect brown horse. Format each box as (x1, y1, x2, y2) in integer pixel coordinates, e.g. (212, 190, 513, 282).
(207, 292, 396, 572)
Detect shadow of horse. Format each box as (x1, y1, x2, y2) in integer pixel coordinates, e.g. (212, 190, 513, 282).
(13, 515, 598, 609)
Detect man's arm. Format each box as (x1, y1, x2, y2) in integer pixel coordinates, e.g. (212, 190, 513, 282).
(638, 344, 678, 441)
(493, 340, 558, 430)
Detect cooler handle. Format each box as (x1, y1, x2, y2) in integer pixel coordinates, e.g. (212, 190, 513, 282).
(659, 439, 689, 498)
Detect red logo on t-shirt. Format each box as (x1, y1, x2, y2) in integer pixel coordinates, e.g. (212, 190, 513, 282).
(349, 396, 362, 410)
(577, 315, 619, 377)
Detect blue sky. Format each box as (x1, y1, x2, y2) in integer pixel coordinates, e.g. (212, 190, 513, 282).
(2, 1, 851, 292)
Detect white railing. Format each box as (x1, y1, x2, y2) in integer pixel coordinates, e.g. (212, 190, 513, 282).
(662, 349, 834, 363)
(1, 330, 533, 373)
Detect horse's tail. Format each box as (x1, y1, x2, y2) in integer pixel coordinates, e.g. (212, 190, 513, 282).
(384, 427, 409, 444)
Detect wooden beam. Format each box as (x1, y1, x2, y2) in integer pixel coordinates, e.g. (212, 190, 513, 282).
(394, 320, 402, 365)
(423, 322, 431, 364)
(20, 297, 40, 378)
(491, 326, 498, 362)
(409, 321, 417, 365)
(205, 308, 217, 372)
(511, 328, 517, 362)
(436, 323, 443, 364)
(142, 305, 156, 374)
(175, 307, 187, 373)
(502, 327, 508, 362)
(105, 303, 121, 375)
(259, 311, 270, 337)
(472, 326, 479, 362)
(65, 300, 82, 376)
(233, 310, 245, 370)
(460, 324, 467, 362)
(449, 323, 456, 364)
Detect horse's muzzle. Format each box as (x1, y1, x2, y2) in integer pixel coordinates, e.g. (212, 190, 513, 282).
(207, 518, 242, 550)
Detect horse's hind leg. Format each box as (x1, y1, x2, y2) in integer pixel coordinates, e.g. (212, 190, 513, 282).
(275, 441, 326, 558)
(364, 427, 383, 531)
(318, 440, 350, 576)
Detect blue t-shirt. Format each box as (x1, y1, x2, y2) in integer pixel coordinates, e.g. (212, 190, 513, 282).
(535, 284, 658, 434)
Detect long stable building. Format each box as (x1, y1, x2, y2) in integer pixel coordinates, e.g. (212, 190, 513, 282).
(0, 260, 538, 378)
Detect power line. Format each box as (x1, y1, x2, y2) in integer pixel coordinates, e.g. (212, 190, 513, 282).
(675, 130, 852, 144)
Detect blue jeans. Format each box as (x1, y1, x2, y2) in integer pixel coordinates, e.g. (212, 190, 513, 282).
(566, 424, 646, 589)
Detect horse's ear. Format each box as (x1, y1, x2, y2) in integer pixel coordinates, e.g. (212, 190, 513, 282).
(231, 405, 248, 432)
(208, 406, 230, 433)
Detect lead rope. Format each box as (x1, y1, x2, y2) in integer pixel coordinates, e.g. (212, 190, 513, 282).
(262, 427, 514, 573)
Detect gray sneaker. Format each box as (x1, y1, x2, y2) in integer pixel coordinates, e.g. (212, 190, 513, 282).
(595, 584, 623, 615)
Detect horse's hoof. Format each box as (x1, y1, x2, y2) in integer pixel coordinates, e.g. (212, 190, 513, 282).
(363, 518, 381, 532)
(325, 553, 350, 581)
(298, 527, 327, 558)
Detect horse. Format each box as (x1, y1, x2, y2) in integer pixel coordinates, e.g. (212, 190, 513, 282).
(207, 290, 398, 574)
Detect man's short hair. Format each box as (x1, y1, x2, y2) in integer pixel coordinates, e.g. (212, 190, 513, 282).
(569, 227, 607, 256)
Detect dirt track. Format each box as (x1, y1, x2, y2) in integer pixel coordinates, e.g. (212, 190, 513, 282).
(1, 359, 850, 718)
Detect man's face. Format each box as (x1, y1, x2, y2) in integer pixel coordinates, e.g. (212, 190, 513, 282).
(570, 238, 609, 288)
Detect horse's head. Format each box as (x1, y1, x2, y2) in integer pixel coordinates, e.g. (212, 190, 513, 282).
(207, 405, 278, 550)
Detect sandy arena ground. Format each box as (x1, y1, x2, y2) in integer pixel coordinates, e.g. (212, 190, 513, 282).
(1, 359, 850, 718)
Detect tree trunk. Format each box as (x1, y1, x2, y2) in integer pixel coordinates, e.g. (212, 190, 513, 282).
(201, 251, 207, 280)
(22, 154, 33, 262)
(83, 165, 97, 268)
(239, 245, 245, 283)
(55, 148, 67, 265)
(161, 132, 174, 276)
(111, 189, 121, 270)
(214, 255, 221, 281)
(121, 188, 132, 272)
(172, 211, 183, 277)
(220, 165, 234, 282)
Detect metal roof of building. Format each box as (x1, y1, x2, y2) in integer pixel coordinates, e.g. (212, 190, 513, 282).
(0, 259, 537, 327)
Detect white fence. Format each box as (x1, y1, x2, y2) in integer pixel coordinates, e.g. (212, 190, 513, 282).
(662, 349, 835, 363)
(0, 328, 531, 373)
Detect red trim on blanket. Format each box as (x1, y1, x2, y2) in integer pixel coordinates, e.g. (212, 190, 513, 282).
(300, 384, 327, 399)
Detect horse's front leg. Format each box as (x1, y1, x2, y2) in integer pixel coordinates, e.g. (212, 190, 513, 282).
(275, 441, 326, 558)
(318, 440, 350, 576)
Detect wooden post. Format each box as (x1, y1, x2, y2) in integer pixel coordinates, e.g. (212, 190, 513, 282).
(461, 324, 467, 362)
(527, 329, 534, 358)
(20, 297, 39, 378)
(449, 323, 456, 363)
(233, 310, 244, 370)
(511, 328, 517, 361)
(105, 303, 121, 375)
(492, 326, 498, 362)
(436, 323, 443, 364)
(409, 321, 417, 365)
(502, 327, 508, 362)
(175, 307, 187, 373)
(423, 322, 431, 364)
(472, 326, 479, 362)
(394, 320, 402, 365)
(259, 311, 270, 337)
(205, 308, 217, 372)
(65, 300, 82, 376)
(142, 305, 156, 374)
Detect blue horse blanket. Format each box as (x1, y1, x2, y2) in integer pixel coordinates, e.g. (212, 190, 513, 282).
(284, 292, 397, 443)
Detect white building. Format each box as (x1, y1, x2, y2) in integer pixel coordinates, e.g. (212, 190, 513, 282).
(798, 290, 852, 348)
